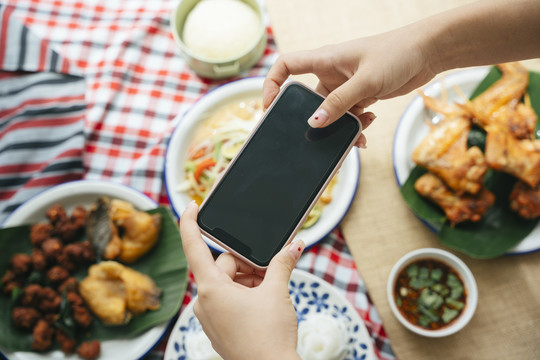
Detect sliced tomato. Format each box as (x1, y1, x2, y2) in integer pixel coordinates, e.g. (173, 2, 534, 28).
(194, 158, 216, 183)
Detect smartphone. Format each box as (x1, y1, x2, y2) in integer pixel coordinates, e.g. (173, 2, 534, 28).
(197, 81, 361, 269)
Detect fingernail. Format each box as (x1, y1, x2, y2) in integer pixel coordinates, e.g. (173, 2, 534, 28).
(366, 112, 376, 124)
(308, 109, 329, 128)
(358, 137, 367, 149)
(288, 239, 305, 260)
(188, 200, 198, 209)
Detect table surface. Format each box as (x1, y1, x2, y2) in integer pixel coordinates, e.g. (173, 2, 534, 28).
(265, 0, 540, 359)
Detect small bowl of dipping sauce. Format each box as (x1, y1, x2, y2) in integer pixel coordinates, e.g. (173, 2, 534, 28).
(170, 0, 267, 79)
(387, 248, 478, 337)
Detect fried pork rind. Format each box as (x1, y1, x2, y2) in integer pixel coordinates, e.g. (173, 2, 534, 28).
(87, 197, 162, 263)
(79, 261, 161, 326)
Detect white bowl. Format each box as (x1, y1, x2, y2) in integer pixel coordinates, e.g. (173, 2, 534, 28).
(170, 0, 267, 79)
(386, 248, 478, 337)
(164, 77, 361, 252)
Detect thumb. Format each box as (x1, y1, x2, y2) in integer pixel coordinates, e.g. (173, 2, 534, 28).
(308, 76, 366, 128)
(264, 239, 305, 289)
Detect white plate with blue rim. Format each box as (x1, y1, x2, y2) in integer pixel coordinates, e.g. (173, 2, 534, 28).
(1, 180, 170, 360)
(164, 269, 376, 360)
(164, 76, 361, 253)
(393, 66, 540, 255)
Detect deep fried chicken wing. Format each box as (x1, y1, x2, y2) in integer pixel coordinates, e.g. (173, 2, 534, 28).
(464, 62, 529, 123)
(412, 116, 488, 195)
(414, 173, 495, 226)
(484, 124, 540, 188)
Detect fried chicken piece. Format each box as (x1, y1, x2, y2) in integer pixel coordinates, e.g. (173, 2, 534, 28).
(1, 270, 22, 295)
(12, 307, 41, 329)
(420, 91, 468, 118)
(119, 211, 162, 263)
(47, 265, 70, 285)
(79, 265, 130, 325)
(510, 181, 540, 219)
(412, 116, 488, 195)
(484, 124, 540, 188)
(1, 269, 18, 287)
(46, 204, 68, 225)
(77, 340, 101, 360)
(414, 173, 495, 226)
(464, 62, 529, 123)
(41, 238, 63, 262)
(87, 197, 161, 263)
(72, 305, 93, 328)
(10, 254, 32, 276)
(486, 98, 538, 139)
(20, 284, 44, 307)
(61, 242, 96, 265)
(56, 328, 77, 355)
(71, 205, 87, 230)
(58, 277, 79, 294)
(29, 223, 52, 247)
(80, 241, 97, 263)
(79, 261, 161, 325)
(38, 287, 61, 313)
(56, 253, 77, 273)
(30, 249, 47, 272)
(31, 319, 55, 352)
(2, 281, 23, 296)
(54, 219, 80, 243)
(117, 263, 162, 314)
(62, 291, 94, 328)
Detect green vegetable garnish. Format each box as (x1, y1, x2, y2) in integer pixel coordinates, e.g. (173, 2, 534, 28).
(446, 298, 464, 310)
(442, 308, 460, 324)
(430, 268, 443, 281)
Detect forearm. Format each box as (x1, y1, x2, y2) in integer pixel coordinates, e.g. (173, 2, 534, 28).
(416, 0, 540, 73)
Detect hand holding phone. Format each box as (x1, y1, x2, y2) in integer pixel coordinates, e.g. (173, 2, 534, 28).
(197, 82, 361, 269)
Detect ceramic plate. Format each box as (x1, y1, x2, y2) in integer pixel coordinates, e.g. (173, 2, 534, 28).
(1, 180, 170, 360)
(393, 67, 540, 255)
(164, 269, 376, 360)
(164, 77, 361, 252)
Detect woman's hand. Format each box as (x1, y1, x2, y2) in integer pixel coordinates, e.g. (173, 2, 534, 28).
(263, 26, 437, 147)
(263, 0, 540, 140)
(180, 201, 304, 360)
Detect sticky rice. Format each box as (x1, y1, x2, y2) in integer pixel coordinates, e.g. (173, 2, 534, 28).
(183, 0, 261, 61)
(297, 313, 348, 360)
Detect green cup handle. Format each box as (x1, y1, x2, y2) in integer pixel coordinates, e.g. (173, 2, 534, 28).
(213, 61, 240, 75)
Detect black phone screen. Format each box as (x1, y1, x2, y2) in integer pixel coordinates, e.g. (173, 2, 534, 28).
(197, 83, 360, 267)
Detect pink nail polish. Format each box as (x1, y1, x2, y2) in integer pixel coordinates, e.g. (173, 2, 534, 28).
(308, 109, 329, 128)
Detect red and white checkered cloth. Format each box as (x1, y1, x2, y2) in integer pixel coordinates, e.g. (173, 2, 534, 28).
(0, 1, 395, 359)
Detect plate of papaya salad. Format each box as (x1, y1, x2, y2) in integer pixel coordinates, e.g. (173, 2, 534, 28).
(165, 77, 361, 252)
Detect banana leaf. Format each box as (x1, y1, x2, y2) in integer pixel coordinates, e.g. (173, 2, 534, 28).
(400, 67, 540, 259)
(0, 206, 188, 352)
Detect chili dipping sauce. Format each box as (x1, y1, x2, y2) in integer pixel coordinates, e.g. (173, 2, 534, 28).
(393, 258, 467, 330)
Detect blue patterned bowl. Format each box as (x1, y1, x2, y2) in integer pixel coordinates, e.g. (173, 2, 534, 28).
(164, 269, 376, 360)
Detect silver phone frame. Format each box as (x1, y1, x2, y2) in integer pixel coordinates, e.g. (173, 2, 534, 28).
(198, 81, 362, 270)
